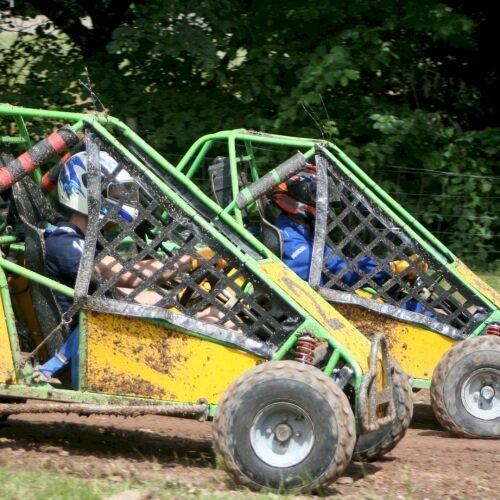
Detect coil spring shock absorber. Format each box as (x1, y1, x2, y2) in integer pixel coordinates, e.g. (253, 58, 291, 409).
(487, 324, 500, 337)
(294, 335, 316, 365)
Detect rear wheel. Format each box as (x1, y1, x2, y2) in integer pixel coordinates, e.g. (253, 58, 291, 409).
(213, 361, 356, 492)
(430, 335, 500, 438)
(352, 358, 413, 461)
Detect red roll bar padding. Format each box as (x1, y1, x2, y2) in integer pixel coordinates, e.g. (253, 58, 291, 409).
(41, 151, 71, 193)
(0, 127, 79, 192)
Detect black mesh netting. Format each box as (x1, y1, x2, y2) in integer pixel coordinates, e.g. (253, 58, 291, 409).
(310, 149, 491, 338)
(72, 130, 303, 357)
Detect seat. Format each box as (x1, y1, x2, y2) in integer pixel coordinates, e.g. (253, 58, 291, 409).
(255, 196, 283, 258)
(208, 156, 233, 208)
(11, 177, 68, 357)
(207, 157, 283, 257)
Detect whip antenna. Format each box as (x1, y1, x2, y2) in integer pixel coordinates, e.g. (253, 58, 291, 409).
(78, 67, 107, 116)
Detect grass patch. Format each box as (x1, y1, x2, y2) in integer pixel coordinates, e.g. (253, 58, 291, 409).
(477, 269, 500, 292)
(0, 466, 118, 500)
(0, 465, 286, 500)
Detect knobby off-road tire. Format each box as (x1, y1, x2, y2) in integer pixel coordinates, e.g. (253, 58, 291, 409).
(430, 335, 500, 438)
(213, 360, 356, 492)
(352, 357, 413, 461)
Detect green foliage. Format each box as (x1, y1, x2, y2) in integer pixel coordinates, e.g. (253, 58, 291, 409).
(478, 269, 500, 292)
(0, 0, 498, 267)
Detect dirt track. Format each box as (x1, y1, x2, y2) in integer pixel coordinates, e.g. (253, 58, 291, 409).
(0, 390, 499, 499)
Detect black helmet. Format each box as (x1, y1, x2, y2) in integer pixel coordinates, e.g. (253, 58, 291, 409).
(272, 166, 317, 216)
(287, 173, 316, 207)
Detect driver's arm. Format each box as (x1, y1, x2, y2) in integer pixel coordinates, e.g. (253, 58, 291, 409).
(93, 254, 193, 288)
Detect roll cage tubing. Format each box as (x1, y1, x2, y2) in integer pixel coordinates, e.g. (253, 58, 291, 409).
(0, 105, 371, 384)
(173, 129, 498, 315)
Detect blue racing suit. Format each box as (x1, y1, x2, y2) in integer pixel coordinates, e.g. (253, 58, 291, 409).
(275, 214, 432, 316)
(38, 221, 87, 388)
(275, 214, 390, 285)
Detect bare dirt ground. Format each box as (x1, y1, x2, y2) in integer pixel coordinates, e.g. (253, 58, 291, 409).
(0, 390, 499, 499)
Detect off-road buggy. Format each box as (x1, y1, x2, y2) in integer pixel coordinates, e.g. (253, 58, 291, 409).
(0, 104, 412, 492)
(175, 128, 500, 438)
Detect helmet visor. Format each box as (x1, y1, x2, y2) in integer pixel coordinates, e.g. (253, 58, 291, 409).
(106, 181, 139, 207)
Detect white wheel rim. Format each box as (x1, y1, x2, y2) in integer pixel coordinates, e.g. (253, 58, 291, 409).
(461, 368, 500, 420)
(250, 402, 315, 468)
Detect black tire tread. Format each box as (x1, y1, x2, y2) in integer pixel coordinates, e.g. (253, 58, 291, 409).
(430, 335, 500, 438)
(213, 360, 356, 492)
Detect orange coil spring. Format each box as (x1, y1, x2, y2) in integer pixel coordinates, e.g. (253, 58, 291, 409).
(487, 324, 500, 337)
(294, 336, 316, 364)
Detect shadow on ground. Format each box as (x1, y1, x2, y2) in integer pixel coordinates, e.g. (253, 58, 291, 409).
(0, 416, 215, 468)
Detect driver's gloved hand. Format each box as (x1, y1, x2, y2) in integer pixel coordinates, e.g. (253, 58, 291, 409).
(390, 254, 429, 284)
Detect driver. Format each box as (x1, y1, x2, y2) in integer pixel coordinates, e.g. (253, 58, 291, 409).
(33, 150, 230, 387)
(271, 165, 433, 315)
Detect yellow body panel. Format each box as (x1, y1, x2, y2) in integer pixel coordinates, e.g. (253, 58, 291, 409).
(85, 311, 262, 404)
(0, 298, 15, 383)
(334, 304, 457, 380)
(454, 261, 499, 306)
(257, 261, 372, 371)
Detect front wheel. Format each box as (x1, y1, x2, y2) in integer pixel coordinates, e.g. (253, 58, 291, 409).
(430, 335, 500, 438)
(213, 361, 356, 492)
